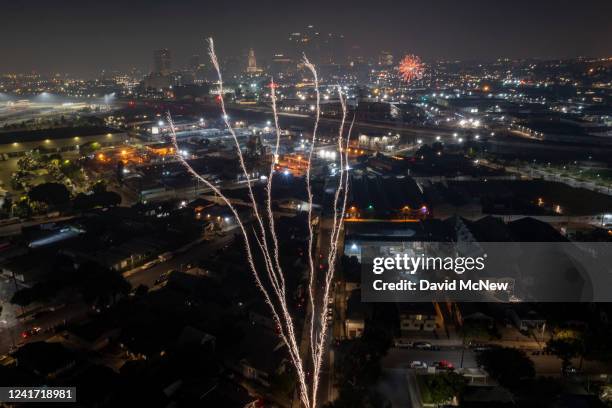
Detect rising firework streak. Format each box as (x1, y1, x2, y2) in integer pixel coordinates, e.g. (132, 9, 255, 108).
(168, 38, 351, 408)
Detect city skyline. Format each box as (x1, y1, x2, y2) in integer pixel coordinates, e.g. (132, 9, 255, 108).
(1, 3, 612, 407)
(1, 0, 611, 76)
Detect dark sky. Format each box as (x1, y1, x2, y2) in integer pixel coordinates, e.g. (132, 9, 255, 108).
(2, 0, 611, 76)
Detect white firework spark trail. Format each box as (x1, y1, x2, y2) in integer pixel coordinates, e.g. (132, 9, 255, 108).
(302, 55, 321, 365)
(168, 115, 311, 408)
(166, 113, 311, 405)
(328, 105, 356, 273)
(267, 79, 285, 293)
(169, 39, 352, 407)
(167, 38, 312, 408)
(207, 38, 269, 257)
(328, 87, 348, 261)
(207, 40, 304, 371)
(310, 89, 356, 408)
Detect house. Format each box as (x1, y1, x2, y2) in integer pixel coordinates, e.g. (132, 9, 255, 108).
(62, 320, 122, 351)
(13, 342, 76, 379)
(506, 306, 546, 332)
(507, 217, 568, 242)
(345, 289, 367, 339)
(398, 303, 442, 333)
(0, 251, 54, 285)
(451, 215, 513, 243)
(248, 301, 276, 331)
(176, 325, 216, 352)
(225, 323, 287, 387)
(195, 379, 259, 408)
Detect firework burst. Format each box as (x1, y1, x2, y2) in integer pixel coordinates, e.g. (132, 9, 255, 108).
(398, 54, 424, 82)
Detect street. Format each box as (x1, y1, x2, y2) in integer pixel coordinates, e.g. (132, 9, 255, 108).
(383, 347, 476, 370)
(383, 343, 610, 376)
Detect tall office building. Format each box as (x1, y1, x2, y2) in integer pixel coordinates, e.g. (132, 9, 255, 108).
(379, 51, 394, 67)
(321, 33, 346, 65)
(153, 49, 172, 74)
(288, 25, 345, 65)
(288, 25, 320, 63)
(271, 53, 294, 76)
(188, 54, 200, 72)
(246, 48, 262, 74)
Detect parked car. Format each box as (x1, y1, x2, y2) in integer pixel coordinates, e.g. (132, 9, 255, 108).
(471, 343, 492, 352)
(155, 270, 176, 285)
(563, 364, 578, 376)
(21, 326, 42, 339)
(410, 361, 428, 369)
(413, 341, 433, 350)
(158, 252, 173, 262)
(433, 360, 454, 370)
(394, 339, 413, 348)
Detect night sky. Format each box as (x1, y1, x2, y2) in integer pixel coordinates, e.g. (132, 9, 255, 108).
(2, 0, 611, 76)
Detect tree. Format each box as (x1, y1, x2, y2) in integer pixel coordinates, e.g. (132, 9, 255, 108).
(461, 320, 492, 341)
(28, 182, 70, 207)
(476, 347, 535, 389)
(546, 338, 582, 372)
(73, 192, 94, 211)
(325, 389, 391, 408)
(81, 141, 101, 156)
(134, 284, 149, 297)
(1, 196, 13, 214)
(75, 262, 130, 306)
(91, 180, 107, 195)
(420, 372, 466, 404)
(12, 198, 32, 218)
(95, 191, 121, 207)
(72, 190, 121, 211)
(332, 323, 393, 407)
(59, 159, 80, 180)
(270, 371, 297, 398)
(10, 282, 61, 307)
(10, 288, 35, 307)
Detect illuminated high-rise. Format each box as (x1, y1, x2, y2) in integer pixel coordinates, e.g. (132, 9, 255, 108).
(246, 48, 262, 74)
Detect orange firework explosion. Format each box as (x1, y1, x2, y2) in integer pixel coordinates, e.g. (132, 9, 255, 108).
(398, 54, 424, 82)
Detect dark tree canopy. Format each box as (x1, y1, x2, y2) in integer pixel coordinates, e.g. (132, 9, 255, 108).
(420, 372, 466, 404)
(72, 190, 121, 211)
(28, 182, 70, 206)
(76, 262, 130, 305)
(476, 347, 535, 389)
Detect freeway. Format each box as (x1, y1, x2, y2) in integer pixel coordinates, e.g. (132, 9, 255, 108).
(236, 105, 455, 137)
(194, 102, 457, 142)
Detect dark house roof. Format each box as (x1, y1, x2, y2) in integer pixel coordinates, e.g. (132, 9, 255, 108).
(348, 175, 426, 216)
(463, 216, 514, 242)
(508, 217, 569, 242)
(14, 342, 75, 377)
